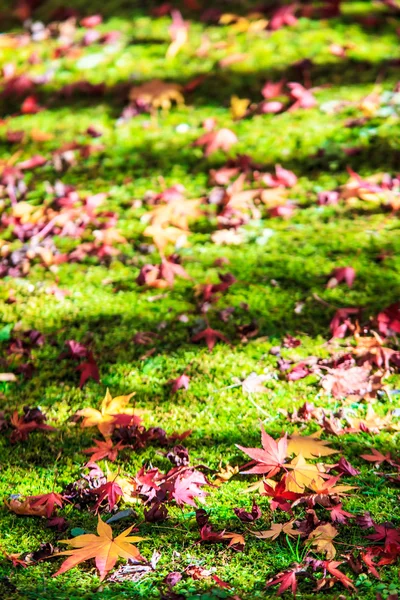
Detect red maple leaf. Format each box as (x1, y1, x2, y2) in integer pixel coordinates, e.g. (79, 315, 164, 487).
(324, 561, 355, 590)
(327, 503, 354, 524)
(83, 439, 126, 462)
(266, 566, 301, 596)
(10, 411, 55, 443)
(91, 481, 123, 513)
(199, 524, 225, 543)
(361, 550, 381, 578)
(77, 352, 100, 388)
(329, 307, 360, 338)
(326, 266, 356, 289)
(367, 524, 400, 551)
(262, 476, 301, 513)
(377, 303, 400, 336)
(360, 448, 395, 466)
(191, 327, 230, 351)
(237, 426, 287, 477)
(28, 492, 64, 519)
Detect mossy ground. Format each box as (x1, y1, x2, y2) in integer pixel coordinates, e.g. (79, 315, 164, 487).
(0, 1, 400, 599)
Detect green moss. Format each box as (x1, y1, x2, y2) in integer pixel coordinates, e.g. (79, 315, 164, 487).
(0, 1, 400, 598)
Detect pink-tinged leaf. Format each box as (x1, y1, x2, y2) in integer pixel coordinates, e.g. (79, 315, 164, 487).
(360, 448, 393, 465)
(288, 82, 317, 110)
(329, 307, 360, 339)
(237, 426, 287, 477)
(326, 266, 356, 289)
(193, 128, 238, 156)
(259, 100, 284, 114)
(17, 155, 47, 171)
(269, 203, 296, 218)
(261, 79, 286, 99)
(170, 374, 190, 393)
(172, 469, 209, 507)
(80, 15, 103, 27)
(262, 165, 297, 188)
(287, 362, 311, 381)
(334, 457, 360, 477)
(268, 4, 298, 30)
(21, 95, 41, 114)
(377, 303, 400, 336)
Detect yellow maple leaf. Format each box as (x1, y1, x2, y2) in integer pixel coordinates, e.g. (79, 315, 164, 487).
(143, 224, 188, 252)
(53, 516, 145, 581)
(287, 432, 337, 459)
(230, 95, 250, 120)
(307, 523, 338, 559)
(76, 389, 136, 438)
(285, 454, 326, 492)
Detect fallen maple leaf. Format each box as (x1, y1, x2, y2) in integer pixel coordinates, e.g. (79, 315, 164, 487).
(377, 303, 400, 336)
(222, 531, 245, 549)
(83, 439, 126, 463)
(129, 80, 184, 110)
(360, 448, 394, 465)
(193, 128, 238, 156)
(28, 492, 64, 519)
(324, 560, 355, 590)
(237, 426, 287, 477)
(230, 95, 250, 120)
(286, 454, 327, 492)
(172, 469, 209, 507)
(326, 266, 356, 289)
(166, 10, 188, 58)
(307, 523, 338, 559)
(10, 410, 55, 443)
(327, 503, 354, 524)
(287, 432, 337, 459)
(191, 327, 230, 351)
(262, 476, 301, 513)
(266, 566, 301, 596)
(321, 365, 372, 399)
(91, 481, 123, 513)
(170, 374, 190, 393)
(254, 520, 300, 541)
(76, 389, 138, 437)
(77, 353, 100, 388)
(53, 516, 145, 581)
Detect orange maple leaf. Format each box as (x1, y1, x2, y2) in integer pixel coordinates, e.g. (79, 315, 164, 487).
(53, 516, 145, 581)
